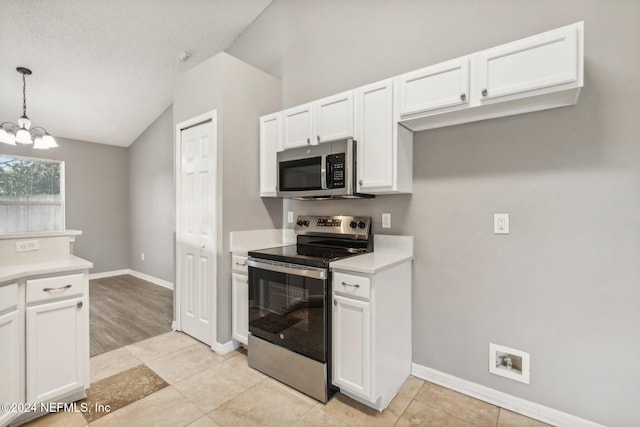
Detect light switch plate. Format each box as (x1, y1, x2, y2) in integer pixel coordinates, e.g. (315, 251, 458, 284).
(287, 211, 294, 223)
(382, 213, 391, 228)
(494, 213, 509, 234)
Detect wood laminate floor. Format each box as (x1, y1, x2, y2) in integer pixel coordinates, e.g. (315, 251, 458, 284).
(90, 274, 173, 357)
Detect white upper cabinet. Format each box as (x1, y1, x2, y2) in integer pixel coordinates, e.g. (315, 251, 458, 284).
(314, 91, 354, 143)
(398, 21, 583, 131)
(283, 103, 314, 149)
(474, 24, 580, 102)
(282, 91, 354, 149)
(396, 57, 470, 117)
(355, 79, 412, 194)
(259, 112, 282, 197)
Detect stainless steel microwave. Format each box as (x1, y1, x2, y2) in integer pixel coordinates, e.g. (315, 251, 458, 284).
(276, 138, 374, 200)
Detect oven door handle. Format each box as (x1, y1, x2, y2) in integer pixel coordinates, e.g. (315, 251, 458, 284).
(247, 258, 327, 280)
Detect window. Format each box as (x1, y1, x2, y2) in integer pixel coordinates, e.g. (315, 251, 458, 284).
(0, 155, 65, 233)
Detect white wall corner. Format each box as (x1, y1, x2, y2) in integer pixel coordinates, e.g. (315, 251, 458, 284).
(411, 363, 605, 427)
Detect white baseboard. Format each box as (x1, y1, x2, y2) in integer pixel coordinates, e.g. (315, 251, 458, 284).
(212, 340, 240, 355)
(88, 269, 129, 280)
(411, 363, 604, 427)
(128, 270, 174, 290)
(89, 269, 174, 290)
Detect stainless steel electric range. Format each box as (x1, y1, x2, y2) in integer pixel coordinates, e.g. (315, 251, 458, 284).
(246, 215, 373, 402)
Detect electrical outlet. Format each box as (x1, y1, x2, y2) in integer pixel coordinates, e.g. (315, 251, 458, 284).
(141, 252, 145, 261)
(382, 213, 391, 228)
(16, 240, 40, 253)
(494, 213, 509, 234)
(287, 211, 294, 224)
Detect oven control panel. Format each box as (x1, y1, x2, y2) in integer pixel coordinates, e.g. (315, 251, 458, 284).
(294, 215, 371, 237)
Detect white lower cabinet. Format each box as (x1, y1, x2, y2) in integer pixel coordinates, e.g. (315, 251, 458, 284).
(231, 273, 249, 345)
(0, 270, 89, 425)
(332, 294, 371, 400)
(331, 261, 412, 411)
(26, 296, 86, 403)
(231, 254, 249, 346)
(0, 304, 22, 427)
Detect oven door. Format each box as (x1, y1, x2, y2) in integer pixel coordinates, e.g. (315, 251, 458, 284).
(247, 258, 328, 363)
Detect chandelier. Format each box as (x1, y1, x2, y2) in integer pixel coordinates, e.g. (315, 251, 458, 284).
(0, 67, 58, 149)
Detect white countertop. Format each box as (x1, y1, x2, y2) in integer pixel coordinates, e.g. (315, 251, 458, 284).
(0, 229, 83, 240)
(229, 229, 295, 255)
(0, 255, 93, 284)
(330, 235, 413, 274)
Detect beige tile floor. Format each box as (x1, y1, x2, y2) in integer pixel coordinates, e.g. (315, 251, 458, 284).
(26, 331, 552, 427)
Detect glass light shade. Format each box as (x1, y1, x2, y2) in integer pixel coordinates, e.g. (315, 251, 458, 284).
(33, 135, 49, 149)
(0, 127, 17, 145)
(15, 128, 33, 145)
(43, 134, 58, 148)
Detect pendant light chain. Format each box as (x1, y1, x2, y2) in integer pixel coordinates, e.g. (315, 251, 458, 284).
(22, 71, 28, 118)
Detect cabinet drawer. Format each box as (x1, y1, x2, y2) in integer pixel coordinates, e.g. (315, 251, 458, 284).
(333, 272, 371, 300)
(232, 255, 248, 274)
(0, 282, 19, 313)
(27, 273, 85, 304)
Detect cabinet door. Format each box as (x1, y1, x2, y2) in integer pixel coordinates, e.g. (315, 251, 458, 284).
(355, 79, 394, 192)
(475, 25, 579, 101)
(232, 273, 248, 346)
(315, 91, 354, 143)
(332, 294, 371, 400)
(397, 57, 470, 116)
(0, 309, 21, 426)
(259, 112, 282, 197)
(27, 297, 86, 403)
(283, 103, 314, 149)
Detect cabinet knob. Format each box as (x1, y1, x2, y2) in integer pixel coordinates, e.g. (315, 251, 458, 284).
(460, 93, 466, 101)
(317, 135, 320, 142)
(77, 301, 83, 309)
(306, 138, 310, 145)
(334, 299, 337, 306)
(358, 179, 363, 186)
(481, 88, 488, 97)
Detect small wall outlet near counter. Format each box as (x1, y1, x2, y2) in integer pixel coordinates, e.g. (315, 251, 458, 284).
(489, 343, 530, 384)
(16, 239, 40, 253)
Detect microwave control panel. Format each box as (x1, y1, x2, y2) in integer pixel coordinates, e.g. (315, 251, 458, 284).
(327, 153, 345, 188)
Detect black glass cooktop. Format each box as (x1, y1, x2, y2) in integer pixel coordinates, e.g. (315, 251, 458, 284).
(248, 243, 366, 268)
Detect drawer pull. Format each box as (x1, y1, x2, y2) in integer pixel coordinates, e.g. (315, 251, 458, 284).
(341, 281, 360, 288)
(235, 261, 246, 266)
(43, 284, 72, 292)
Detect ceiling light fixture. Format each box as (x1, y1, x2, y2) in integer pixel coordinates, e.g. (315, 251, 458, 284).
(0, 67, 58, 149)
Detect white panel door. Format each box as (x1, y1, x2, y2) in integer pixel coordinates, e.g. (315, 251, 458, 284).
(231, 273, 248, 345)
(259, 112, 282, 197)
(475, 26, 579, 101)
(26, 297, 85, 403)
(178, 117, 216, 345)
(315, 91, 354, 143)
(355, 79, 394, 192)
(397, 57, 470, 116)
(332, 294, 371, 400)
(0, 309, 21, 426)
(283, 103, 313, 149)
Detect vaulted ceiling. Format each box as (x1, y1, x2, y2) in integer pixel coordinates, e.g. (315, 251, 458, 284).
(0, 0, 272, 147)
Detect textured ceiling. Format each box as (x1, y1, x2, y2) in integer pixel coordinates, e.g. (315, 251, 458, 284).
(0, 0, 272, 147)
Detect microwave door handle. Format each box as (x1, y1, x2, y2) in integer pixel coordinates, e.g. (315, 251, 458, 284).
(321, 154, 328, 189)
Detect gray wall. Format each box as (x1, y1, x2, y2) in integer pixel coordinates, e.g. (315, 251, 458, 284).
(128, 106, 174, 283)
(1, 138, 130, 273)
(227, 1, 640, 425)
(174, 52, 282, 343)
